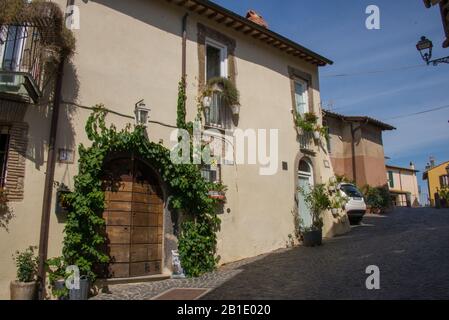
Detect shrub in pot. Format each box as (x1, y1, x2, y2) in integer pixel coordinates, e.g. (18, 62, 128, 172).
(10, 246, 38, 300)
(46, 257, 90, 300)
(299, 184, 331, 247)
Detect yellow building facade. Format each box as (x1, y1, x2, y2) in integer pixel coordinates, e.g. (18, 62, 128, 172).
(423, 161, 449, 206)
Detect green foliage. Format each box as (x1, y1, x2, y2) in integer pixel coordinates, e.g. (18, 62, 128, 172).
(45, 257, 69, 298)
(329, 191, 348, 210)
(361, 185, 391, 212)
(206, 77, 240, 107)
(0, 0, 76, 58)
(299, 184, 330, 231)
(13, 246, 38, 283)
(177, 77, 187, 130)
(63, 103, 223, 280)
(440, 186, 449, 202)
(335, 174, 354, 184)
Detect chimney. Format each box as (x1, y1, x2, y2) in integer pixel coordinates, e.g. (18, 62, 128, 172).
(246, 10, 269, 28)
(410, 162, 415, 170)
(430, 156, 436, 168)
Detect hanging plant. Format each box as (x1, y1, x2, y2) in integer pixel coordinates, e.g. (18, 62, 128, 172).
(204, 77, 240, 114)
(0, 0, 76, 59)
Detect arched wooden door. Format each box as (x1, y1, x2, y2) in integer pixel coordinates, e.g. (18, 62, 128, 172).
(101, 156, 163, 278)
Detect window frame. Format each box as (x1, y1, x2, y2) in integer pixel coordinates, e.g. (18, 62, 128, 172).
(294, 78, 310, 116)
(205, 37, 228, 80)
(388, 171, 394, 188)
(440, 175, 449, 188)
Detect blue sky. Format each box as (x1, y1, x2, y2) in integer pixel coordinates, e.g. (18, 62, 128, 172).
(213, 0, 449, 197)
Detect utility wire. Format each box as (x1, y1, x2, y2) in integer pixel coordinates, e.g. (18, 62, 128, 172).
(322, 64, 427, 78)
(383, 104, 449, 121)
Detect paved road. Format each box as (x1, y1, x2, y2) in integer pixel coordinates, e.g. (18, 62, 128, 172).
(203, 207, 449, 300)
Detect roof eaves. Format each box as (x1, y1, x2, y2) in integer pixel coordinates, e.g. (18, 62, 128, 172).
(165, 0, 333, 66)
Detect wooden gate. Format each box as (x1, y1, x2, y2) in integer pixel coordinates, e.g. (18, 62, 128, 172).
(101, 156, 163, 278)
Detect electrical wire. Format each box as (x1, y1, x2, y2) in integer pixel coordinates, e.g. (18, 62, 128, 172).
(383, 104, 449, 121)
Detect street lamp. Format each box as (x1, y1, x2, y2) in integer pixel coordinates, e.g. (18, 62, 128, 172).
(416, 36, 449, 66)
(202, 95, 212, 125)
(134, 99, 151, 126)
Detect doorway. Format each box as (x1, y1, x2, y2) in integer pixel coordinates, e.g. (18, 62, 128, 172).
(101, 156, 164, 278)
(297, 159, 314, 229)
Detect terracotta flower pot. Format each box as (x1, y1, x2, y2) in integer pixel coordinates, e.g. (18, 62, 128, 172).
(10, 281, 37, 300)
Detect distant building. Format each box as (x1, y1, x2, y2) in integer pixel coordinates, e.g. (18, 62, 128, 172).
(423, 160, 449, 206)
(323, 110, 396, 188)
(386, 164, 420, 207)
(423, 0, 449, 48)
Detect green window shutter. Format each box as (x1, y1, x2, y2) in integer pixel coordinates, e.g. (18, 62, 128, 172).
(388, 171, 394, 188)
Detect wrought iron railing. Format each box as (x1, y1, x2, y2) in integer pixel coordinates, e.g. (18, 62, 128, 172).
(0, 24, 45, 103)
(299, 131, 314, 151)
(205, 91, 232, 130)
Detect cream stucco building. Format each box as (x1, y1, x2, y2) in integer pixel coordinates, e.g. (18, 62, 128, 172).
(0, 0, 350, 299)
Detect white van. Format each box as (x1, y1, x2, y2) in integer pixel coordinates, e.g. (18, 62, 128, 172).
(339, 183, 367, 225)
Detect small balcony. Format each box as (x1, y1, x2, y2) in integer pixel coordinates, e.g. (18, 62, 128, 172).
(299, 131, 315, 152)
(0, 24, 45, 103)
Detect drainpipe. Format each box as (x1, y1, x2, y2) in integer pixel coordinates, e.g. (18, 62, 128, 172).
(37, 57, 65, 300)
(182, 13, 188, 79)
(350, 122, 357, 184)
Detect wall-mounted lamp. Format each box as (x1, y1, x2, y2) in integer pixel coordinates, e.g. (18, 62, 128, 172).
(134, 99, 151, 125)
(416, 36, 449, 66)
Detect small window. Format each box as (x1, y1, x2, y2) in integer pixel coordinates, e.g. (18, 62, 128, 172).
(294, 79, 309, 116)
(388, 171, 394, 188)
(205, 39, 231, 129)
(201, 164, 220, 183)
(1, 26, 26, 71)
(440, 175, 449, 188)
(0, 131, 10, 187)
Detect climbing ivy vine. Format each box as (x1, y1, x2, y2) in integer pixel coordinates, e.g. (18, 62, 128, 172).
(62, 79, 224, 280)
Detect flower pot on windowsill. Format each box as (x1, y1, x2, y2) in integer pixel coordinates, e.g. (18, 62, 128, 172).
(208, 191, 226, 202)
(331, 208, 339, 215)
(231, 104, 241, 116)
(302, 229, 322, 247)
(313, 131, 321, 140)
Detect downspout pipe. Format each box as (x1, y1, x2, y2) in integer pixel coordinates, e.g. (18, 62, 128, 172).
(182, 13, 188, 79)
(37, 57, 65, 300)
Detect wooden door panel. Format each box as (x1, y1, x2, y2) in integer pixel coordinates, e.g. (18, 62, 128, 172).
(130, 244, 162, 262)
(106, 226, 130, 244)
(109, 244, 130, 263)
(132, 193, 163, 204)
(106, 201, 132, 211)
(132, 202, 163, 213)
(108, 263, 129, 278)
(130, 261, 162, 277)
(132, 212, 159, 227)
(107, 191, 133, 202)
(103, 211, 131, 226)
(131, 226, 160, 244)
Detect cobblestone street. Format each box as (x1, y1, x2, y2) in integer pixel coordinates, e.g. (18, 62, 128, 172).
(94, 208, 449, 300)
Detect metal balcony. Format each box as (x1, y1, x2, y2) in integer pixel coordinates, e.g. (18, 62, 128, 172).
(299, 131, 315, 152)
(0, 24, 45, 104)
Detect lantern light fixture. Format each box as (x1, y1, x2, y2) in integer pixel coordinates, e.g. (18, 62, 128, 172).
(416, 36, 449, 66)
(134, 99, 151, 125)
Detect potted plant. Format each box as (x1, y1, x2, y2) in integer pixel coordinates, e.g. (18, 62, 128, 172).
(208, 183, 228, 202)
(46, 257, 69, 300)
(204, 77, 241, 115)
(299, 184, 330, 247)
(10, 246, 38, 300)
(329, 193, 348, 216)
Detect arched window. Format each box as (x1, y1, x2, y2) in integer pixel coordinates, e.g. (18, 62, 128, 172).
(298, 159, 312, 175)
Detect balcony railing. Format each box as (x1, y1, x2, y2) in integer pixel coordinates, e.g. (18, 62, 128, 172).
(0, 24, 45, 103)
(299, 131, 315, 151)
(205, 91, 232, 130)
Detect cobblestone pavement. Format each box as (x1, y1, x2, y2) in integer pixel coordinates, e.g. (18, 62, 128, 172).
(91, 252, 269, 300)
(203, 207, 449, 300)
(93, 208, 449, 300)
